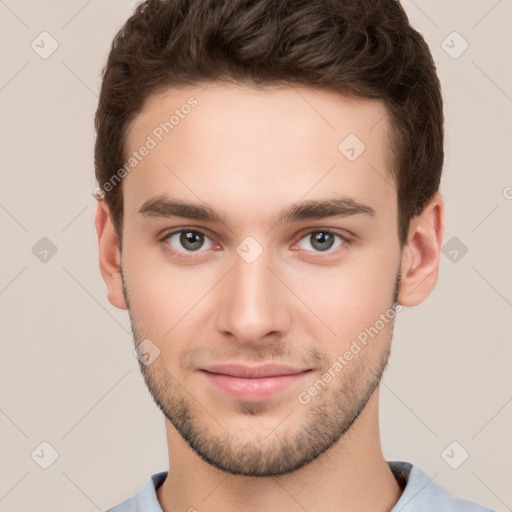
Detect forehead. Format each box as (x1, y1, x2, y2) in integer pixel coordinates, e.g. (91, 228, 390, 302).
(122, 82, 395, 226)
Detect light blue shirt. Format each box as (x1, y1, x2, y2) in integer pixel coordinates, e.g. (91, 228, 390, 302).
(105, 460, 495, 511)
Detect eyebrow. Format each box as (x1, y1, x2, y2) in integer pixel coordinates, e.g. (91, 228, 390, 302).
(138, 194, 376, 227)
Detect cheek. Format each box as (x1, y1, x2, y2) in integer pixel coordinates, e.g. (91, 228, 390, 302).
(291, 247, 399, 344)
(122, 225, 400, 353)
(122, 241, 215, 337)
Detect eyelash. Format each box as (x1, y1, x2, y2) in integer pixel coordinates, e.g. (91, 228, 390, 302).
(160, 227, 350, 259)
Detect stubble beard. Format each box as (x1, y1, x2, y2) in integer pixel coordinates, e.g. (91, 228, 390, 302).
(122, 269, 401, 477)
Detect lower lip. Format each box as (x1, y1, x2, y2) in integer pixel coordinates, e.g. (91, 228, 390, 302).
(200, 370, 311, 401)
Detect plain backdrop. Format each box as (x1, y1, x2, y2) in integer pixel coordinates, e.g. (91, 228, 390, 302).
(0, 1, 511, 511)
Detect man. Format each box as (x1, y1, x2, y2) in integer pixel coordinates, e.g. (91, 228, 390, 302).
(94, 0, 494, 511)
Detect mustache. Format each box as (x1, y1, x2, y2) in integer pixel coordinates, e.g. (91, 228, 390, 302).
(179, 343, 329, 372)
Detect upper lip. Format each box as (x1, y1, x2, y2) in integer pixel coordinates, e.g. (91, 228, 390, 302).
(201, 364, 310, 378)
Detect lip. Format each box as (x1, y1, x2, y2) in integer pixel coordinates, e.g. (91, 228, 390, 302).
(201, 363, 309, 378)
(199, 364, 312, 401)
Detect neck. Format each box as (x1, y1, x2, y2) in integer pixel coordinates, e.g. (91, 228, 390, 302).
(157, 389, 403, 512)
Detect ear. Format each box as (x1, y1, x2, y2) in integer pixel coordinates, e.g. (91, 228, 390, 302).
(94, 200, 128, 310)
(398, 192, 445, 307)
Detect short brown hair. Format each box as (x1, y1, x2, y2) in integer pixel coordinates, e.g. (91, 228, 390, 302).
(94, 0, 443, 247)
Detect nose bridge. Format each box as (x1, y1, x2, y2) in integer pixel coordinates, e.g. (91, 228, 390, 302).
(215, 244, 289, 342)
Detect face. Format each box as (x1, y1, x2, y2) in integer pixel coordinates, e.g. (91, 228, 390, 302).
(116, 83, 404, 476)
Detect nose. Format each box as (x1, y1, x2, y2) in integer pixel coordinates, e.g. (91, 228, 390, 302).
(214, 244, 292, 345)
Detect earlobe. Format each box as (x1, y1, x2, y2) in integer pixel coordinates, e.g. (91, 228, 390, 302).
(398, 193, 445, 307)
(94, 201, 128, 310)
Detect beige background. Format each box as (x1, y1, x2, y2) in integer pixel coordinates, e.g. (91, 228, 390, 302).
(0, 1, 511, 511)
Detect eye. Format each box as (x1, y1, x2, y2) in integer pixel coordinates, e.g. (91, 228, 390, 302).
(161, 227, 348, 258)
(296, 229, 347, 253)
(163, 229, 217, 253)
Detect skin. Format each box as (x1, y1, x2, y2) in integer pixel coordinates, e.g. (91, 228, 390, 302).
(95, 82, 444, 512)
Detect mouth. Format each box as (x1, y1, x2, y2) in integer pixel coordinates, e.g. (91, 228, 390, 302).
(199, 364, 312, 402)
